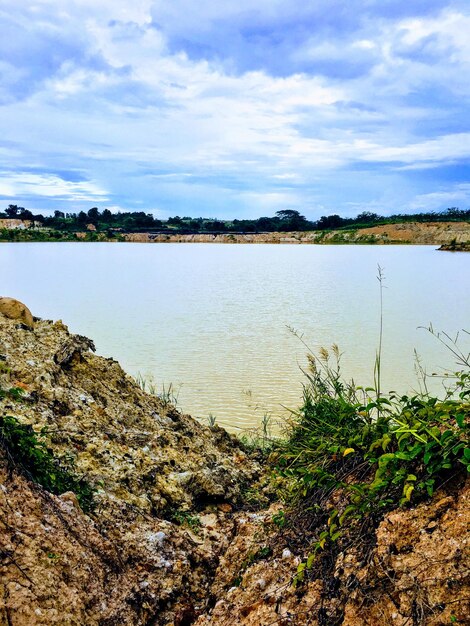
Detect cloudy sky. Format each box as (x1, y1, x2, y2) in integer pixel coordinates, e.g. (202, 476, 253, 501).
(1, 1, 469, 219)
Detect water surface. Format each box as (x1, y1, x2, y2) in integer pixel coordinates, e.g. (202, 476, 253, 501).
(1, 243, 468, 431)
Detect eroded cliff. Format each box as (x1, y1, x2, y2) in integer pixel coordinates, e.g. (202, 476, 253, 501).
(0, 310, 261, 625)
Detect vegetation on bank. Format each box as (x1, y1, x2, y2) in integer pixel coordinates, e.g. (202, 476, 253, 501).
(270, 329, 469, 586)
(1, 203, 469, 236)
(0, 384, 95, 512)
(0, 227, 125, 242)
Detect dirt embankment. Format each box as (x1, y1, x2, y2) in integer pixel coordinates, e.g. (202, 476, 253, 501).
(124, 221, 470, 245)
(1, 302, 468, 625)
(0, 307, 262, 625)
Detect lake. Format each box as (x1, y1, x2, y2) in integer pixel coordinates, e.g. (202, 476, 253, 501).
(1, 243, 468, 432)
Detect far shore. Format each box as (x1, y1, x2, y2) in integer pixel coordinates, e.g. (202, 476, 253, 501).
(1, 220, 470, 247)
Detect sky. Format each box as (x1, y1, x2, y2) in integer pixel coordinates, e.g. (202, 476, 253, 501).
(1, 1, 470, 219)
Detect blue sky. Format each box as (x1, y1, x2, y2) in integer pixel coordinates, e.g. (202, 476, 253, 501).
(1, 0, 469, 219)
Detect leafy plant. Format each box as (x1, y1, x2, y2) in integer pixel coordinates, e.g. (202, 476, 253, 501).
(276, 332, 469, 583)
(272, 510, 288, 528)
(0, 383, 25, 401)
(0, 415, 95, 512)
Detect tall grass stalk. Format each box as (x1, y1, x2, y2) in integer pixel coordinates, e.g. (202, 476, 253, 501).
(373, 264, 385, 403)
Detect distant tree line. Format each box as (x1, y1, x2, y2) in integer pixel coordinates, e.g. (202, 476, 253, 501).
(1, 204, 469, 234)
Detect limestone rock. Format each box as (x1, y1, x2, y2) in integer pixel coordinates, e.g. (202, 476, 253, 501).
(0, 296, 34, 327)
(54, 334, 96, 366)
(0, 313, 262, 625)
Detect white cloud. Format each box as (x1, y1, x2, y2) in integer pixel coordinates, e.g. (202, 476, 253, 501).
(352, 133, 470, 165)
(0, 172, 109, 201)
(409, 184, 470, 210)
(0, 2, 469, 215)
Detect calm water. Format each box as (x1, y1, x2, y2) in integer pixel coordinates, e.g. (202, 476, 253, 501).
(1, 243, 469, 431)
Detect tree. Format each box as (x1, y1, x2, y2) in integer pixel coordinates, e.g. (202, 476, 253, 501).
(5, 205, 23, 217)
(355, 212, 379, 224)
(317, 214, 345, 230)
(87, 207, 100, 223)
(276, 209, 302, 220)
(275, 209, 309, 231)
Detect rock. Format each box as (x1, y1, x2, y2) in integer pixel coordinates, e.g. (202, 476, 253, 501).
(217, 503, 232, 513)
(54, 334, 96, 366)
(59, 491, 80, 509)
(0, 297, 34, 327)
(0, 313, 261, 625)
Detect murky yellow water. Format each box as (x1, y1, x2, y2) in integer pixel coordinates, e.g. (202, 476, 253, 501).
(1, 243, 468, 431)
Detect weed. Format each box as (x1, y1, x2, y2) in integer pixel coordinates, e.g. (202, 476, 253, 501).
(207, 413, 217, 427)
(238, 403, 277, 454)
(135, 373, 182, 408)
(46, 552, 61, 565)
(0, 385, 25, 401)
(231, 545, 274, 587)
(272, 510, 288, 529)
(239, 485, 266, 507)
(0, 415, 95, 512)
(276, 338, 469, 584)
(374, 265, 385, 403)
(170, 509, 201, 533)
(279, 271, 470, 585)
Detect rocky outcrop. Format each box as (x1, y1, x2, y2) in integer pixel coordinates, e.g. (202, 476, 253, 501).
(0, 219, 37, 230)
(195, 483, 470, 626)
(123, 221, 470, 245)
(0, 310, 261, 625)
(1, 305, 468, 625)
(438, 241, 470, 252)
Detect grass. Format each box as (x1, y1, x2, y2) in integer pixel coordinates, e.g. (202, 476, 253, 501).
(272, 266, 469, 587)
(272, 329, 469, 584)
(169, 509, 201, 533)
(0, 228, 124, 243)
(135, 373, 182, 408)
(239, 412, 276, 453)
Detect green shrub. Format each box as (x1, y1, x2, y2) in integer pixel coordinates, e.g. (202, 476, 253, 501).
(275, 339, 469, 580)
(0, 415, 95, 512)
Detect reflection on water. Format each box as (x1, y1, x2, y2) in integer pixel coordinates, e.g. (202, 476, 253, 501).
(1, 243, 468, 431)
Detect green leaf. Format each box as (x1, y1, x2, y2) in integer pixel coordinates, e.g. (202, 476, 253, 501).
(440, 430, 454, 443)
(381, 434, 392, 451)
(339, 505, 358, 526)
(395, 451, 412, 460)
(306, 553, 316, 569)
